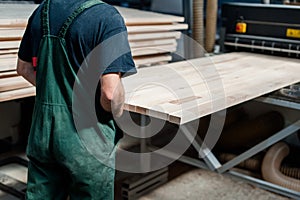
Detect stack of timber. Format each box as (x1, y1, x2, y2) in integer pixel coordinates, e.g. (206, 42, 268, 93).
(116, 6, 187, 67)
(0, 4, 36, 102)
(0, 4, 187, 101)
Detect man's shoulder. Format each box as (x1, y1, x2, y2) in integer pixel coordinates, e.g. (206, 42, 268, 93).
(82, 3, 125, 28)
(92, 3, 122, 19)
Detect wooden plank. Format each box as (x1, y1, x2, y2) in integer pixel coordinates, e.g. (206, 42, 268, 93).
(115, 6, 184, 25)
(0, 49, 18, 55)
(134, 54, 172, 67)
(0, 40, 20, 50)
(0, 54, 17, 72)
(0, 76, 32, 92)
(128, 31, 181, 41)
(130, 39, 176, 48)
(131, 44, 177, 57)
(0, 4, 185, 27)
(127, 24, 188, 34)
(0, 4, 37, 28)
(0, 29, 24, 41)
(0, 53, 17, 59)
(123, 52, 300, 124)
(0, 86, 35, 102)
(0, 71, 18, 78)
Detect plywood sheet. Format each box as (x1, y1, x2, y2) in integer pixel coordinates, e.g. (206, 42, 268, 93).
(131, 44, 177, 57)
(128, 31, 181, 41)
(0, 4, 185, 27)
(0, 54, 17, 72)
(115, 6, 184, 25)
(0, 4, 37, 28)
(127, 24, 188, 33)
(123, 52, 300, 124)
(0, 40, 20, 50)
(0, 76, 32, 92)
(0, 29, 24, 41)
(0, 71, 18, 78)
(134, 54, 172, 67)
(130, 39, 176, 48)
(0, 86, 35, 102)
(0, 49, 18, 55)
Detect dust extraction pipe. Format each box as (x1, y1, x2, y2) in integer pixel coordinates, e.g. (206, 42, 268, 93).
(219, 152, 300, 179)
(262, 142, 300, 192)
(193, 0, 204, 47)
(205, 0, 218, 53)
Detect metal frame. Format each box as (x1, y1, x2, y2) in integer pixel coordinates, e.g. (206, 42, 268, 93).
(227, 170, 300, 199)
(217, 119, 300, 173)
(141, 96, 300, 199)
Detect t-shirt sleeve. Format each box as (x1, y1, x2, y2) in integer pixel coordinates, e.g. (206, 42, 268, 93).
(101, 11, 137, 77)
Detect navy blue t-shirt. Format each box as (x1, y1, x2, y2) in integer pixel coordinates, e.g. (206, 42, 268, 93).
(18, 0, 136, 75)
(18, 0, 136, 143)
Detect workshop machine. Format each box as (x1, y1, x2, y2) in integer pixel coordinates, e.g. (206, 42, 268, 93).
(220, 2, 300, 100)
(219, 3, 300, 198)
(221, 2, 300, 58)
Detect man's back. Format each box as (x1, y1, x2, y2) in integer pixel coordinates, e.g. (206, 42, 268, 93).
(17, 0, 136, 199)
(19, 0, 133, 71)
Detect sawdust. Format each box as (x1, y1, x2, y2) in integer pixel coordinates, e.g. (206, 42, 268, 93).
(139, 169, 291, 200)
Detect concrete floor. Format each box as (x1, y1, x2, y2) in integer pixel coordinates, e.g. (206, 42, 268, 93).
(0, 163, 27, 200)
(0, 163, 294, 200)
(0, 151, 294, 200)
(138, 169, 291, 200)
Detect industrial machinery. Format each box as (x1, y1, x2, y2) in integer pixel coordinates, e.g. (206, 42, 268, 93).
(219, 3, 300, 198)
(221, 3, 300, 58)
(221, 2, 300, 101)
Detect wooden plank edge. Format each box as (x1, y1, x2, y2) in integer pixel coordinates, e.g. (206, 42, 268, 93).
(0, 86, 35, 102)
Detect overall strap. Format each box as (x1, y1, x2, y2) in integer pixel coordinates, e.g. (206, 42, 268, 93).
(42, 0, 51, 36)
(58, 0, 104, 39)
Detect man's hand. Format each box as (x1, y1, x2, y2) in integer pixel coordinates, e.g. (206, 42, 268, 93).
(17, 58, 36, 86)
(100, 73, 125, 117)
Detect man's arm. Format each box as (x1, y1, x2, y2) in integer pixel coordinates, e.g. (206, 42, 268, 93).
(17, 58, 36, 86)
(100, 73, 125, 117)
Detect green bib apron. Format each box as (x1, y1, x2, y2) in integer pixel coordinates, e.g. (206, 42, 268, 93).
(26, 0, 116, 199)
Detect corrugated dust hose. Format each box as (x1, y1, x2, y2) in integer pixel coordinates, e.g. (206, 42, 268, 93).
(261, 142, 300, 192)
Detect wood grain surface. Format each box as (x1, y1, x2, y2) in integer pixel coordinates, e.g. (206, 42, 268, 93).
(0, 4, 185, 27)
(134, 54, 172, 67)
(0, 87, 35, 102)
(0, 76, 32, 92)
(123, 52, 300, 124)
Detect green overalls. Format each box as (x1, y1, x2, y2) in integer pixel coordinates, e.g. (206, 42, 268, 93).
(26, 0, 116, 199)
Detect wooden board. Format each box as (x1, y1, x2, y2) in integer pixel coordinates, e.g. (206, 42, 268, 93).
(127, 24, 188, 34)
(0, 76, 32, 92)
(115, 6, 184, 25)
(123, 52, 300, 124)
(134, 54, 172, 67)
(128, 32, 181, 41)
(0, 53, 17, 59)
(0, 4, 184, 27)
(0, 29, 24, 41)
(0, 40, 20, 50)
(0, 49, 18, 55)
(0, 86, 35, 102)
(130, 39, 176, 48)
(131, 44, 177, 57)
(0, 54, 17, 72)
(0, 4, 37, 28)
(0, 71, 18, 78)
(0, 24, 186, 41)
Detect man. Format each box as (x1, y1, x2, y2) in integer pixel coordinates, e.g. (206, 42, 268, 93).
(17, 0, 136, 199)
